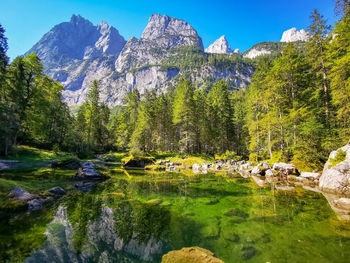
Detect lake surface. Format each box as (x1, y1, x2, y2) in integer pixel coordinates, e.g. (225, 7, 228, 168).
(1, 164, 350, 263)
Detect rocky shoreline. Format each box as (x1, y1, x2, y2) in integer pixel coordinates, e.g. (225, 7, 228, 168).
(148, 142, 350, 220)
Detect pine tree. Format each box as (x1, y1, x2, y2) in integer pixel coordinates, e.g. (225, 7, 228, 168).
(173, 78, 196, 153)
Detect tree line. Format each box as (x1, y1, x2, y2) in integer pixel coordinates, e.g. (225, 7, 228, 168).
(0, 1, 349, 169)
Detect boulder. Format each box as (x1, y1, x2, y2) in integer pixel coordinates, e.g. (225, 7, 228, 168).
(251, 166, 263, 175)
(333, 198, 350, 211)
(123, 157, 155, 168)
(265, 169, 274, 177)
(273, 162, 297, 175)
(10, 187, 35, 201)
(319, 142, 350, 196)
(275, 185, 295, 191)
(252, 176, 266, 187)
(161, 247, 224, 263)
(51, 158, 81, 170)
(192, 163, 202, 173)
(27, 198, 43, 211)
(300, 172, 321, 180)
(48, 187, 66, 196)
(74, 161, 109, 180)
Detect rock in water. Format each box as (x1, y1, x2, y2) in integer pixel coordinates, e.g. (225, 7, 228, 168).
(48, 187, 66, 196)
(27, 198, 43, 211)
(273, 163, 297, 175)
(280, 28, 310, 42)
(11, 186, 35, 201)
(319, 142, 350, 196)
(161, 247, 225, 263)
(74, 161, 109, 180)
(205, 35, 232, 54)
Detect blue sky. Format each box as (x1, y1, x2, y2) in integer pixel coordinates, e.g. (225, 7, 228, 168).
(2, 0, 336, 60)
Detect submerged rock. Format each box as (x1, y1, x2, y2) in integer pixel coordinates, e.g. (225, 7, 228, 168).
(252, 176, 266, 187)
(241, 246, 258, 260)
(161, 247, 225, 263)
(275, 185, 295, 191)
(74, 161, 109, 180)
(27, 198, 43, 211)
(48, 187, 66, 196)
(333, 198, 350, 211)
(11, 186, 35, 201)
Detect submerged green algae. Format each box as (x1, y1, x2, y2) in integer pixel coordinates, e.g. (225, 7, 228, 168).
(1, 165, 350, 263)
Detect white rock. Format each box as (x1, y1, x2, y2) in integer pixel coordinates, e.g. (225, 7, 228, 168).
(319, 143, 350, 195)
(300, 172, 321, 179)
(280, 28, 310, 42)
(243, 48, 271, 59)
(273, 163, 296, 174)
(251, 166, 262, 175)
(205, 35, 232, 54)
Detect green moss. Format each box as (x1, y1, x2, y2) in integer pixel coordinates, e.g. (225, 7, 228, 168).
(329, 149, 347, 168)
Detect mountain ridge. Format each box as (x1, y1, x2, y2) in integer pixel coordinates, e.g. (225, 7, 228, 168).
(26, 15, 309, 106)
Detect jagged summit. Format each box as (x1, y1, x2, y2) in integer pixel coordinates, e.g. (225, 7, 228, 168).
(26, 14, 253, 106)
(26, 15, 126, 67)
(280, 28, 310, 42)
(205, 35, 233, 54)
(141, 13, 204, 49)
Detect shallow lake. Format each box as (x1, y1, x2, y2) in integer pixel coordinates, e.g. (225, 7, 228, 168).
(1, 165, 350, 263)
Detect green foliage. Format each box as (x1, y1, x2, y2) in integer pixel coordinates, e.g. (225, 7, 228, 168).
(329, 149, 347, 168)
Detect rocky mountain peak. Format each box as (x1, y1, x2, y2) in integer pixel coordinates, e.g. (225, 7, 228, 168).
(141, 13, 204, 49)
(205, 35, 233, 54)
(280, 28, 310, 42)
(26, 15, 126, 69)
(70, 14, 91, 25)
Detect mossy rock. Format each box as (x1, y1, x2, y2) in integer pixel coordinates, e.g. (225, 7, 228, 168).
(241, 246, 258, 260)
(222, 231, 240, 242)
(224, 208, 249, 219)
(122, 156, 155, 168)
(146, 199, 163, 205)
(161, 247, 225, 263)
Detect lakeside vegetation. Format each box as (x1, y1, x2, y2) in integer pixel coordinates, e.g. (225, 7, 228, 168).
(0, 1, 349, 173)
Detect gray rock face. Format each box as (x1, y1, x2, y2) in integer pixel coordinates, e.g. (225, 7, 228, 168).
(205, 35, 232, 54)
(319, 143, 350, 196)
(141, 13, 203, 49)
(243, 48, 272, 59)
(114, 13, 204, 73)
(27, 14, 253, 106)
(26, 14, 126, 106)
(280, 28, 310, 42)
(27, 15, 125, 67)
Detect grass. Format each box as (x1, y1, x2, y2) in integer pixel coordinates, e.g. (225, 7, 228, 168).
(3, 145, 76, 163)
(101, 152, 126, 162)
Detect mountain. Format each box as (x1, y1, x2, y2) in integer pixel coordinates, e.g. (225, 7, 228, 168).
(26, 14, 253, 106)
(280, 28, 310, 42)
(243, 28, 310, 59)
(205, 35, 233, 54)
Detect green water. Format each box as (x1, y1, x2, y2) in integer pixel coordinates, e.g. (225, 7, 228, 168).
(1, 165, 350, 263)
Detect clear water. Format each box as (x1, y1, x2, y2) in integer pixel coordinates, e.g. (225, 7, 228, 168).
(1, 166, 350, 263)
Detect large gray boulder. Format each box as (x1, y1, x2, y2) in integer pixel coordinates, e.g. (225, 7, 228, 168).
(319, 142, 350, 196)
(11, 186, 35, 201)
(273, 163, 297, 175)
